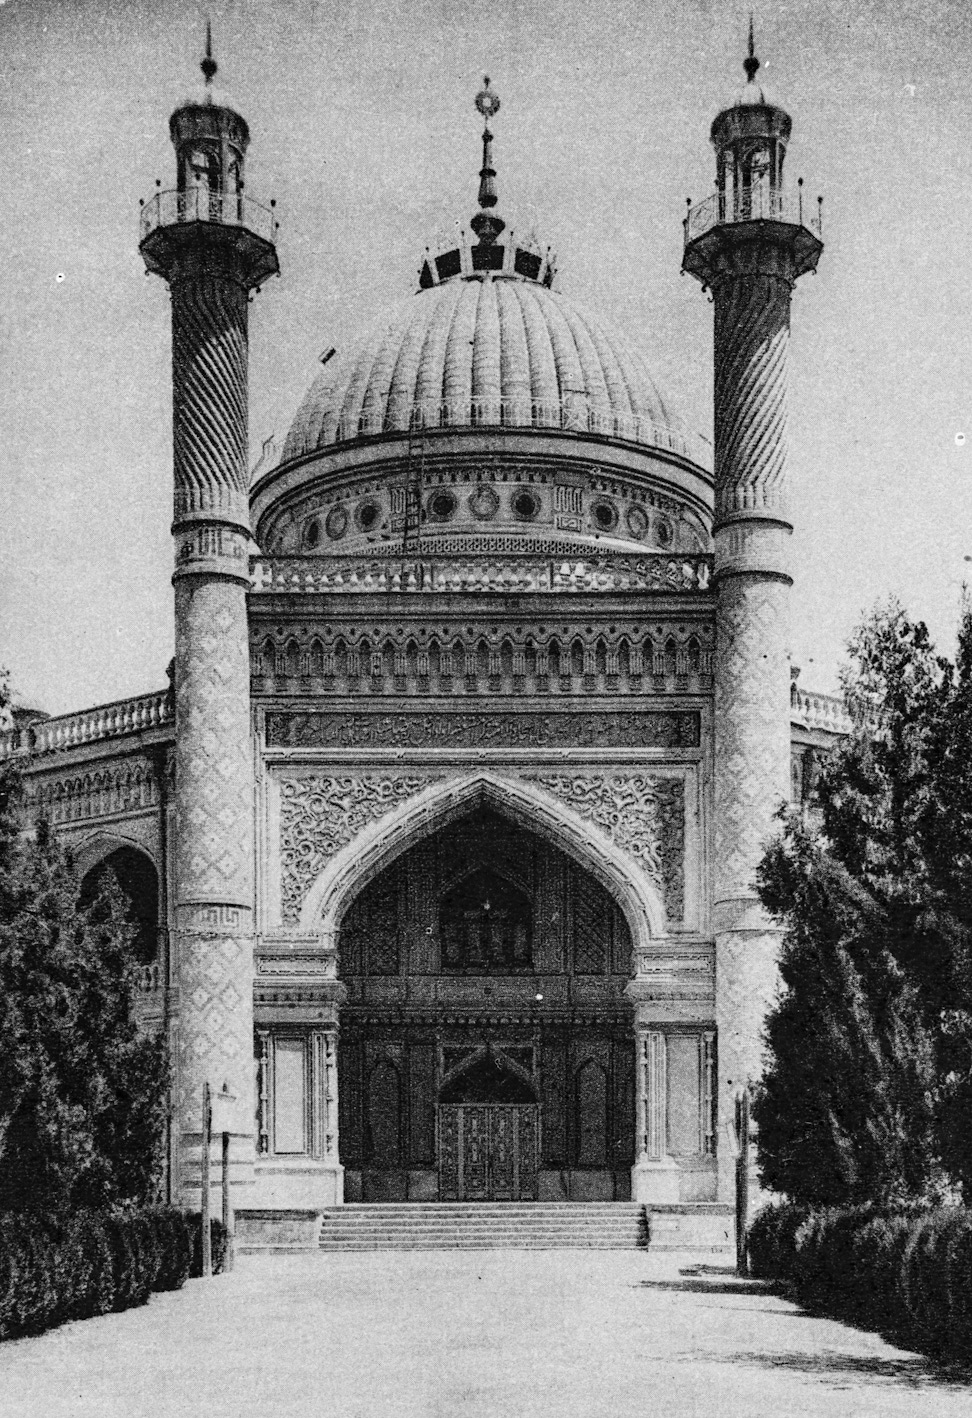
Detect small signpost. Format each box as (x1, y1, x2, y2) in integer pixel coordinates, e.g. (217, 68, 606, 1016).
(735, 1087, 751, 1276)
(200, 1080, 237, 1277)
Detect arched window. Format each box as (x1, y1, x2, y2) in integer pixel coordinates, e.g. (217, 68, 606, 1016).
(439, 868, 532, 973)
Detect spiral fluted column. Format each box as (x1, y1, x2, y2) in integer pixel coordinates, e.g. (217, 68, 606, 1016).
(171, 268, 250, 529)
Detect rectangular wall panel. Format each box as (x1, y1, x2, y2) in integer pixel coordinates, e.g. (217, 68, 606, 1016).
(408, 1041, 436, 1165)
(273, 1037, 307, 1155)
(667, 1034, 702, 1157)
(540, 1033, 567, 1166)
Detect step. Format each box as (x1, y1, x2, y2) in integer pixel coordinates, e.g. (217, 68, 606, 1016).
(237, 1203, 734, 1254)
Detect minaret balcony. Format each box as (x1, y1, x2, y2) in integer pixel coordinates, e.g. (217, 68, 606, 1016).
(682, 185, 823, 283)
(139, 187, 279, 286)
(684, 186, 821, 243)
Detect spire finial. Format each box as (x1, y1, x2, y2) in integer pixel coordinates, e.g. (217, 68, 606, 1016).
(201, 20, 217, 85)
(743, 14, 760, 84)
(471, 76, 505, 247)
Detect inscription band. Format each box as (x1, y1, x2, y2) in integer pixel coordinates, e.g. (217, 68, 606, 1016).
(266, 710, 701, 751)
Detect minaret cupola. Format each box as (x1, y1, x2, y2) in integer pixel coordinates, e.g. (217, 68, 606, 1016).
(170, 24, 249, 221)
(710, 19, 790, 220)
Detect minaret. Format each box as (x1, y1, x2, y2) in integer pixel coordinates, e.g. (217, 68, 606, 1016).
(140, 31, 279, 1205)
(682, 28, 822, 1199)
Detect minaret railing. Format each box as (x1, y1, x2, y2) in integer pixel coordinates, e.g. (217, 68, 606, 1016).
(139, 188, 278, 244)
(684, 186, 822, 246)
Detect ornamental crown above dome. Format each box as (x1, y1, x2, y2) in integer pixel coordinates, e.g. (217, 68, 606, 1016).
(418, 77, 558, 292)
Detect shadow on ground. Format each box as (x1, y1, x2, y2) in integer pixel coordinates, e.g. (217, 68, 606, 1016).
(636, 1277, 771, 1295)
(642, 1267, 972, 1389)
(716, 1349, 972, 1389)
(636, 1264, 771, 1296)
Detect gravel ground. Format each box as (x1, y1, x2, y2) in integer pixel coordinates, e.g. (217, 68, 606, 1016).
(1, 1248, 969, 1417)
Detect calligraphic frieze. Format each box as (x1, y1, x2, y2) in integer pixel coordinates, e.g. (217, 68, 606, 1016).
(266, 710, 701, 752)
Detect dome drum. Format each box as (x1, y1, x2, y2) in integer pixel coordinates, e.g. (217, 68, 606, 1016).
(253, 441, 710, 559)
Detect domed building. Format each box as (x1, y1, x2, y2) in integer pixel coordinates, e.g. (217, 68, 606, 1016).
(3, 37, 846, 1245)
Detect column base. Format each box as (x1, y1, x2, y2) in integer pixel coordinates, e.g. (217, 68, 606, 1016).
(631, 1155, 681, 1204)
(250, 1159, 345, 1210)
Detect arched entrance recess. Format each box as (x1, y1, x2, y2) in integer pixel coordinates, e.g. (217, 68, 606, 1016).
(300, 774, 665, 1204)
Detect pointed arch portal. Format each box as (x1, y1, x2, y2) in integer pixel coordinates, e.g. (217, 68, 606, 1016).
(286, 772, 675, 1203)
(298, 771, 665, 952)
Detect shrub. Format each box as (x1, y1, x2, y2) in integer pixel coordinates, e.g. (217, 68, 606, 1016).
(747, 1201, 809, 1281)
(0, 1206, 202, 1343)
(901, 1208, 972, 1354)
(747, 1202, 972, 1363)
(187, 1213, 229, 1278)
(845, 1211, 912, 1332)
(152, 1207, 193, 1292)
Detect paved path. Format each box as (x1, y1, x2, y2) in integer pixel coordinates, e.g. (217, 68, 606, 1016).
(1, 1249, 970, 1416)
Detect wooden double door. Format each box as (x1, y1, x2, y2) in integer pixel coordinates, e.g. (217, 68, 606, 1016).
(438, 1104, 539, 1201)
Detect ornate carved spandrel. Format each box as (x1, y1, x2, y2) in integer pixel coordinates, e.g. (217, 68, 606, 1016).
(265, 710, 701, 751)
(278, 773, 440, 924)
(525, 772, 685, 922)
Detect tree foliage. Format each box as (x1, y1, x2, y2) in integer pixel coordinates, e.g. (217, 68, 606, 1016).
(754, 600, 972, 1206)
(0, 714, 169, 1214)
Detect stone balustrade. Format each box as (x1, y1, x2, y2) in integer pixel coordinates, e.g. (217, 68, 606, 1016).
(0, 689, 173, 758)
(790, 682, 851, 736)
(250, 553, 713, 596)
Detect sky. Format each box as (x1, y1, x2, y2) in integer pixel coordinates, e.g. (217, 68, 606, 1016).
(1, 0, 971, 715)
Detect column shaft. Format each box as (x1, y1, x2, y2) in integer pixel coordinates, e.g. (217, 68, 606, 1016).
(169, 257, 257, 1207)
(711, 255, 796, 1201)
(631, 1025, 680, 1202)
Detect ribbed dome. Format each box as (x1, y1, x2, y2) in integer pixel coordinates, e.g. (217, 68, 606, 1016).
(280, 276, 703, 467)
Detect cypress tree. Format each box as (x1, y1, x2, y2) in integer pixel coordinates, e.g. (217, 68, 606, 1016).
(754, 601, 965, 1207)
(0, 696, 168, 1214)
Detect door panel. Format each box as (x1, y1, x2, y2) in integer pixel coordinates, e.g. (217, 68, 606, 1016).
(491, 1106, 517, 1200)
(438, 1104, 539, 1200)
(462, 1105, 490, 1200)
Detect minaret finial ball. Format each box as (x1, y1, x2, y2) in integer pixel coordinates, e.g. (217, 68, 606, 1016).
(743, 14, 760, 84)
(475, 77, 500, 123)
(201, 20, 217, 85)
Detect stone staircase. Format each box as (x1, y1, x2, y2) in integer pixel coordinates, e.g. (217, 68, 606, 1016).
(314, 1202, 734, 1253)
(236, 1202, 735, 1254)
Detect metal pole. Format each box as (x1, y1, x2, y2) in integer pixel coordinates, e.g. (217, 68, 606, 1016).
(735, 1087, 750, 1276)
(201, 1081, 212, 1278)
(222, 1128, 234, 1272)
